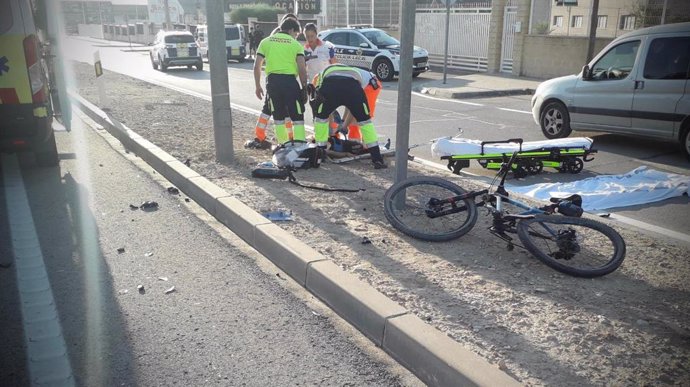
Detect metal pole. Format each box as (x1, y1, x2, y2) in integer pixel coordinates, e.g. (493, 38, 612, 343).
(164, 0, 172, 30)
(206, 0, 234, 163)
(371, 0, 375, 27)
(394, 0, 415, 186)
(346, 0, 350, 27)
(443, 0, 450, 84)
(586, 0, 599, 63)
(661, 0, 668, 24)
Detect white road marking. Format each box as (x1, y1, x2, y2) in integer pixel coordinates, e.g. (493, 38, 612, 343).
(412, 92, 485, 106)
(498, 108, 532, 114)
(2, 154, 75, 387)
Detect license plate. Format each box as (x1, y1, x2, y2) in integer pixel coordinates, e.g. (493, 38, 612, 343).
(417, 61, 427, 68)
(177, 43, 188, 48)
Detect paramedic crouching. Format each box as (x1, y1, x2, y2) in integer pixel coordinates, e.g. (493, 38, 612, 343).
(309, 64, 387, 169)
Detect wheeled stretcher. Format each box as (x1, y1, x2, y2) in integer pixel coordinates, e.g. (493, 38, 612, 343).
(431, 137, 597, 177)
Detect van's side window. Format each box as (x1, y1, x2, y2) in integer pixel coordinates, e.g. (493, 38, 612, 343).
(591, 40, 640, 81)
(643, 37, 690, 80)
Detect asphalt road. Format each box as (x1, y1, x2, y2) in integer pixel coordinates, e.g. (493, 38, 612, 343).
(0, 118, 419, 385)
(61, 36, 689, 243)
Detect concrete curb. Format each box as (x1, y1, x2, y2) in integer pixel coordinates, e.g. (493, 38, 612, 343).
(69, 90, 521, 387)
(416, 86, 535, 100)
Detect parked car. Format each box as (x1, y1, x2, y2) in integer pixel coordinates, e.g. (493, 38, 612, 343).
(531, 22, 690, 160)
(196, 24, 246, 63)
(150, 30, 203, 71)
(0, 0, 58, 166)
(318, 27, 429, 81)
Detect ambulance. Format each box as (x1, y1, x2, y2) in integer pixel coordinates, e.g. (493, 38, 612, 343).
(0, 0, 59, 166)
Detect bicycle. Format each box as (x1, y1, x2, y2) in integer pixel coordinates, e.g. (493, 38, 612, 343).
(383, 151, 626, 278)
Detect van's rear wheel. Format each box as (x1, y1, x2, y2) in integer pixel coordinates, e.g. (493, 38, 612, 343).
(682, 127, 690, 162)
(540, 101, 572, 139)
(151, 54, 158, 69)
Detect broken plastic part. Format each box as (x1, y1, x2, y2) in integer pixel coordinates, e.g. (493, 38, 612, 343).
(263, 210, 293, 221)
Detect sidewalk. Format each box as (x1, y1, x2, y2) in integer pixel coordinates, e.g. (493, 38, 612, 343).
(416, 68, 544, 99)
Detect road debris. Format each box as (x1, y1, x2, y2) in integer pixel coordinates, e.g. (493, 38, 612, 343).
(129, 204, 139, 210)
(117, 247, 125, 254)
(164, 286, 176, 294)
(158, 276, 169, 281)
(140, 201, 159, 211)
(361, 237, 372, 245)
(263, 210, 293, 221)
(184, 159, 191, 167)
(144, 252, 154, 257)
(137, 285, 145, 294)
(167, 187, 180, 195)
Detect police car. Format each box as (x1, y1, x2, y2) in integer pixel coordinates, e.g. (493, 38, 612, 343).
(150, 30, 203, 71)
(318, 27, 429, 82)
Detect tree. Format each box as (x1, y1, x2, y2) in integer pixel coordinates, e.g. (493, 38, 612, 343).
(229, 4, 282, 24)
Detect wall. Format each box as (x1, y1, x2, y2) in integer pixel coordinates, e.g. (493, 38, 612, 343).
(77, 23, 104, 39)
(518, 34, 613, 78)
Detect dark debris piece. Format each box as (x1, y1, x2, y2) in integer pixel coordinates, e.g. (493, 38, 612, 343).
(129, 204, 139, 210)
(361, 237, 372, 245)
(138, 285, 145, 294)
(117, 247, 125, 254)
(167, 187, 180, 195)
(140, 201, 159, 211)
(184, 159, 191, 167)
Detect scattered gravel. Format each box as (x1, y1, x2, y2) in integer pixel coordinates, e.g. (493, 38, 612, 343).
(73, 61, 690, 386)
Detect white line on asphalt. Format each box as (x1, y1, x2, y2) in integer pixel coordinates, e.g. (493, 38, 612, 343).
(498, 108, 532, 114)
(412, 92, 485, 106)
(607, 213, 690, 246)
(2, 154, 75, 387)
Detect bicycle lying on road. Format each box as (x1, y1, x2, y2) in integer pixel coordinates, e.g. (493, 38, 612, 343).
(383, 151, 626, 278)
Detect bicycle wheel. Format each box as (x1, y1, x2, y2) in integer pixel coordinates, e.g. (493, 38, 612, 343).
(384, 176, 478, 242)
(517, 215, 625, 278)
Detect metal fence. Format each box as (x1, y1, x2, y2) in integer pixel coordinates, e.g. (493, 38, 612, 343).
(415, 7, 492, 72)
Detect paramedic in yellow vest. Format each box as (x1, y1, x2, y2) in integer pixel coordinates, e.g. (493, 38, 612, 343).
(252, 18, 308, 146)
(339, 68, 382, 143)
(246, 14, 299, 149)
(309, 64, 387, 169)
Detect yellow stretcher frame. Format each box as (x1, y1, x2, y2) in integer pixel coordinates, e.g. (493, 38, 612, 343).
(440, 138, 597, 178)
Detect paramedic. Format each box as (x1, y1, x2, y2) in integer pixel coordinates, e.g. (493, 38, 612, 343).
(309, 64, 387, 169)
(339, 67, 382, 143)
(252, 18, 308, 146)
(245, 15, 299, 149)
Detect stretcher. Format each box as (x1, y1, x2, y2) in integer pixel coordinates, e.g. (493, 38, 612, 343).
(431, 137, 597, 178)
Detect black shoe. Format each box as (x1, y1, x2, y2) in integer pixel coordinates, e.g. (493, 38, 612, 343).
(244, 138, 271, 150)
(373, 160, 388, 169)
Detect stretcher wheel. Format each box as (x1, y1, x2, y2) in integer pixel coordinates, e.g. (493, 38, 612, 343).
(527, 160, 543, 175)
(567, 158, 584, 174)
(512, 162, 528, 178)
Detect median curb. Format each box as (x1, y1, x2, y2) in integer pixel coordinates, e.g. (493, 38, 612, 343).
(69, 90, 521, 387)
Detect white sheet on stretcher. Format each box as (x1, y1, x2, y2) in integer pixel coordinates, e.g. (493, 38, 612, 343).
(431, 137, 594, 158)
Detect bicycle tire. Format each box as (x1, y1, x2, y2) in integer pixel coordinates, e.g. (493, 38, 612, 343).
(384, 176, 478, 242)
(517, 215, 625, 278)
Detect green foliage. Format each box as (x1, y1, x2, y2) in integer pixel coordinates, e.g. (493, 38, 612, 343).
(533, 22, 551, 35)
(229, 4, 283, 24)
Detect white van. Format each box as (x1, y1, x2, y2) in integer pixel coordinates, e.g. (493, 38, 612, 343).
(196, 24, 246, 63)
(531, 22, 690, 160)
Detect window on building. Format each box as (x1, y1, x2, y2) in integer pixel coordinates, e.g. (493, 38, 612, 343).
(644, 37, 690, 80)
(571, 15, 583, 28)
(620, 15, 636, 30)
(553, 15, 563, 27)
(597, 15, 608, 29)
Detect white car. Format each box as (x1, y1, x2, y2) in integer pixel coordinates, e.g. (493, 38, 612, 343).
(318, 27, 429, 81)
(150, 30, 203, 71)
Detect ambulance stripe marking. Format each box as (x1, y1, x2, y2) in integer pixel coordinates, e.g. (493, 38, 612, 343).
(0, 88, 20, 104)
